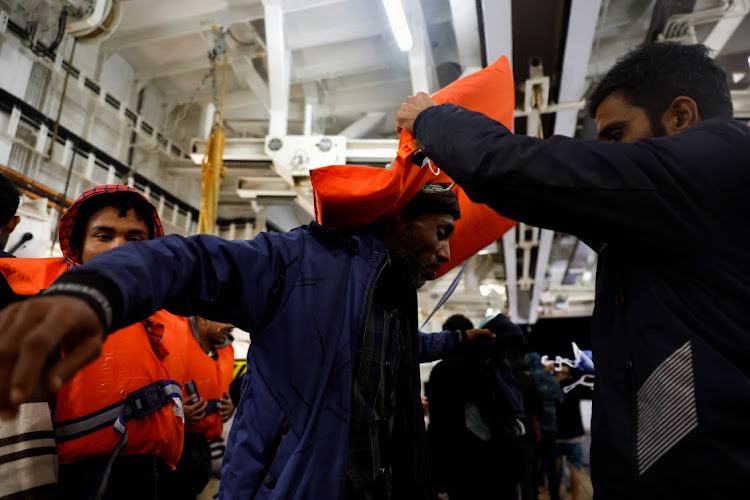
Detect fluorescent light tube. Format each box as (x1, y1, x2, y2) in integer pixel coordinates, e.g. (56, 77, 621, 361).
(383, 0, 413, 52)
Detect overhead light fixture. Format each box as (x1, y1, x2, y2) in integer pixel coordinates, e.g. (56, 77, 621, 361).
(383, 0, 413, 52)
(480, 285, 490, 297)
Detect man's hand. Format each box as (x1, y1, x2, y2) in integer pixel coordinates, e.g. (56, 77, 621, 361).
(184, 394, 207, 425)
(0, 295, 105, 418)
(395, 92, 438, 134)
(466, 328, 495, 341)
(219, 391, 235, 422)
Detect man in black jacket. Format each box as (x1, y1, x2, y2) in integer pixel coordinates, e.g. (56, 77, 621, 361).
(395, 42, 750, 499)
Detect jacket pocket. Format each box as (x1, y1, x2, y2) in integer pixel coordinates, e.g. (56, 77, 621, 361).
(636, 341, 697, 475)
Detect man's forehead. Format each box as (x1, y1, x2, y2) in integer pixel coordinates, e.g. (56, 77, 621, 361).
(595, 92, 644, 129)
(86, 206, 149, 231)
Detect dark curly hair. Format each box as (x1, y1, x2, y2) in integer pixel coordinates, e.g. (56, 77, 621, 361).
(588, 42, 732, 129)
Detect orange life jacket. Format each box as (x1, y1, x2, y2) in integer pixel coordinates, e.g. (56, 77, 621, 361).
(184, 336, 234, 442)
(216, 344, 235, 398)
(311, 56, 518, 278)
(0, 257, 67, 294)
(0, 257, 189, 467)
(54, 311, 189, 466)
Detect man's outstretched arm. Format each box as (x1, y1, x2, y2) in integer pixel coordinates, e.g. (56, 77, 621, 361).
(396, 92, 750, 253)
(0, 232, 300, 416)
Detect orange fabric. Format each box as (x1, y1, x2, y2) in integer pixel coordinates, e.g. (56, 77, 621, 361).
(184, 338, 234, 442)
(0, 257, 67, 294)
(216, 344, 235, 397)
(0, 257, 189, 466)
(54, 311, 189, 466)
(310, 56, 518, 277)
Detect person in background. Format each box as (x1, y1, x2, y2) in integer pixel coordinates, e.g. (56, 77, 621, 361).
(509, 349, 542, 500)
(0, 172, 21, 257)
(0, 178, 54, 497)
(160, 316, 234, 499)
(555, 365, 587, 500)
(427, 314, 526, 499)
(525, 353, 563, 500)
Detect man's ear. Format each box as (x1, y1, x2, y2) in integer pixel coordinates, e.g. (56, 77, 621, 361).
(662, 96, 699, 135)
(0, 215, 20, 235)
(380, 213, 410, 246)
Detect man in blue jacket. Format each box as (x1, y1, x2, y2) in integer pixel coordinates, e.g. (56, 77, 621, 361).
(394, 42, 750, 498)
(0, 185, 504, 499)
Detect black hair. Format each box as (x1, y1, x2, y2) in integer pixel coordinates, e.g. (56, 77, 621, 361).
(0, 173, 20, 227)
(400, 189, 461, 221)
(442, 314, 474, 331)
(71, 191, 155, 252)
(588, 42, 733, 127)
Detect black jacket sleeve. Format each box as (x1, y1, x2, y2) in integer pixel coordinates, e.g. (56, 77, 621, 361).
(414, 105, 750, 254)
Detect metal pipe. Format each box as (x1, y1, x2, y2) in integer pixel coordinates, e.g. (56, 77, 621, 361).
(48, 7, 69, 54)
(48, 38, 77, 159)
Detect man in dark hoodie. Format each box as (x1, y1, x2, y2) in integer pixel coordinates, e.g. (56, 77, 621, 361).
(395, 42, 750, 498)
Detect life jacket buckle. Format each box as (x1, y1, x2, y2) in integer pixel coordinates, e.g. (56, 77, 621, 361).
(127, 380, 170, 419)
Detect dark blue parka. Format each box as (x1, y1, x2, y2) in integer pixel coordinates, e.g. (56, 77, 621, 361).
(51, 223, 459, 499)
(413, 105, 750, 499)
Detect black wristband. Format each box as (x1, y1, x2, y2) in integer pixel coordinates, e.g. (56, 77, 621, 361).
(40, 271, 123, 332)
(41, 283, 113, 332)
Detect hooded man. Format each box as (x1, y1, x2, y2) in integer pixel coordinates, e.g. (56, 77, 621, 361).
(0, 182, 504, 499)
(0, 185, 188, 500)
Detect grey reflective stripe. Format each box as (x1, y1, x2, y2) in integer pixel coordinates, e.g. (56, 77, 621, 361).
(637, 341, 697, 475)
(54, 382, 183, 441)
(54, 404, 124, 441)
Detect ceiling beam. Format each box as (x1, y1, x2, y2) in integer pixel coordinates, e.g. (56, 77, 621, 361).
(554, 0, 602, 138)
(405, 0, 439, 94)
(703, 5, 749, 56)
(101, 4, 265, 51)
(449, 0, 482, 75)
(480, 0, 513, 65)
(264, 0, 291, 137)
(231, 56, 271, 109)
(135, 55, 212, 82)
(292, 45, 400, 83)
(338, 111, 386, 139)
(282, 0, 348, 13)
(288, 21, 383, 50)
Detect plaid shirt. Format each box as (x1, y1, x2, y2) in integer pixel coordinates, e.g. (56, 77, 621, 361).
(345, 272, 407, 499)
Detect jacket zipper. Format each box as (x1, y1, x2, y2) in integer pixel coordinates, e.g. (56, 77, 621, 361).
(356, 251, 389, 355)
(615, 255, 638, 496)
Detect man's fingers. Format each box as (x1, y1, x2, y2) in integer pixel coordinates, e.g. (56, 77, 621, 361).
(466, 328, 496, 341)
(44, 333, 103, 395)
(8, 311, 64, 406)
